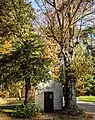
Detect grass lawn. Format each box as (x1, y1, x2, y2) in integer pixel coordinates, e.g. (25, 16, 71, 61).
(78, 96, 95, 102)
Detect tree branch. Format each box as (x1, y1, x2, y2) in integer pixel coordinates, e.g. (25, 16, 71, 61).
(72, 10, 95, 25)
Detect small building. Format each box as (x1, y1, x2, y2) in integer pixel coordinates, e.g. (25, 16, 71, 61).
(35, 80, 63, 112)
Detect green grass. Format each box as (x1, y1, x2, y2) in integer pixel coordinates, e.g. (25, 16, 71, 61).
(78, 96, 95, 102)
(0, 109, 15, 113)
(0, 104, 21, 115)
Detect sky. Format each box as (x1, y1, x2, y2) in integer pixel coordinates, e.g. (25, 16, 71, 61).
(29, 0, 42, 10)
(31, 0, 38, 9)
(30, 0, 95, 29)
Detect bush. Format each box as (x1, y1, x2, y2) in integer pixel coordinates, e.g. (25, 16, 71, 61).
(13, 100, 40, 118)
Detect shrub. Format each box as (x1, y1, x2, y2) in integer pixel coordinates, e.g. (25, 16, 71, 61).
(13, 100, 40, 118)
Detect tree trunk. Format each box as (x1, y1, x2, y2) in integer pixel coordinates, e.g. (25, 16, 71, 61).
(18, 88, 22, 100)
(60, 50, 77, 108)
(24, 77, 31, 105)
(64, 79, 77, 108)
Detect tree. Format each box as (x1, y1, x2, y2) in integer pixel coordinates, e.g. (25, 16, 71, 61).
(73, 45, 95, 96)
(80, 26, 95, 56)
(43, 39, 60, 79)
(74, 26, 95, 96)
(1, 81, 24, 99)
(0, 39, 51, 104)
(33, 0, 95, 111)
(0, 0, 34, 43)
(0, 0, 51, 104)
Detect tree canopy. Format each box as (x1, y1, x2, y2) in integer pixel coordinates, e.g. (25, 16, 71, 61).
(32, 0, 95, 110)
(0, 0, 52, 104)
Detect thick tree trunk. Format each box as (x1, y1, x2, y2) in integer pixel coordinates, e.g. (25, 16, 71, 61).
(64, 79, 77, 108)
(60, 50, 77, 108)
(24, 77, 31, 105)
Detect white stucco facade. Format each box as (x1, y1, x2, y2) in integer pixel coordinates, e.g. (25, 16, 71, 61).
(35, 80, 63, 111)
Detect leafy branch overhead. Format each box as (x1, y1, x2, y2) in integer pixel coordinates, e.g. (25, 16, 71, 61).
(0, 0, 51, 86)
(0, 38, 51, 86)
(0, 0, 34, 43)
